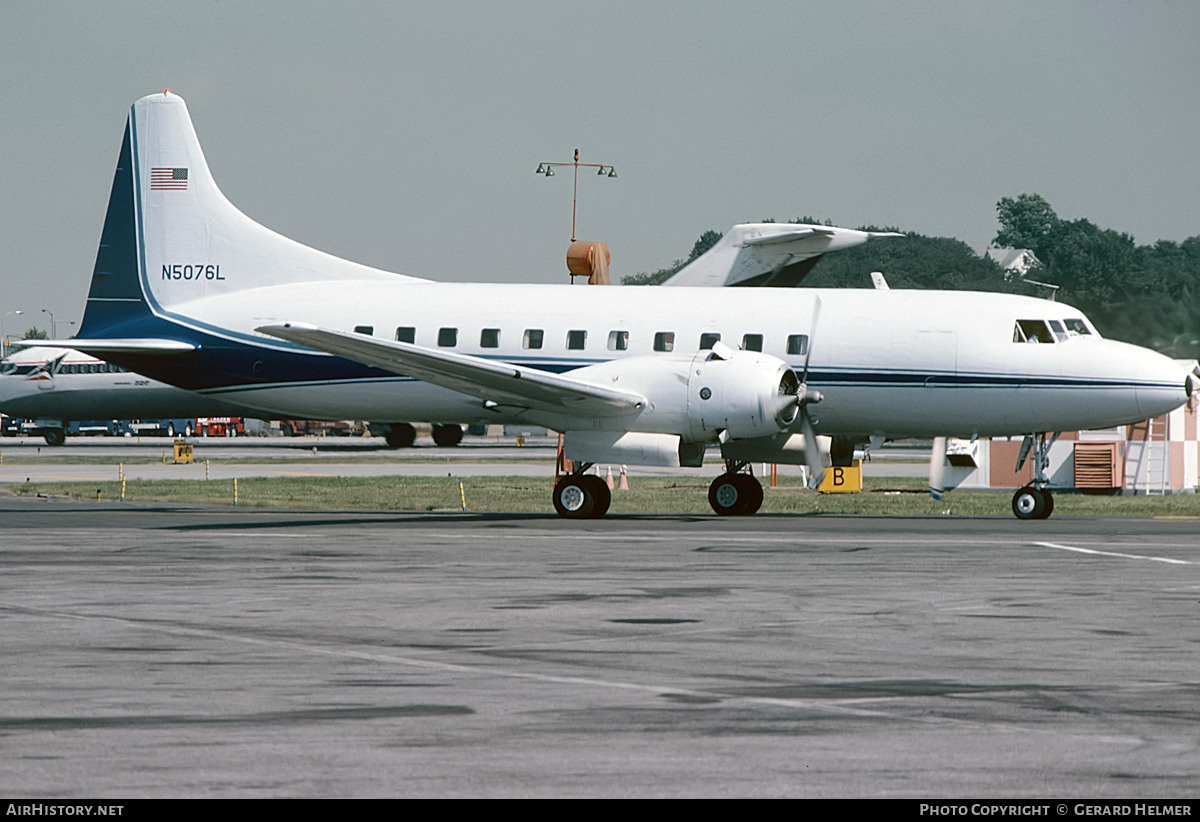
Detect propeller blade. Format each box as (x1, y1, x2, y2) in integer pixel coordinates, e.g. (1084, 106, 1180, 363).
(798, 295, 822, 389)
(801, 410, 827, 490)
(928, 436, 948, 499)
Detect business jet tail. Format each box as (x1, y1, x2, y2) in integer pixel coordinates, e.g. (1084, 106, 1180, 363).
(662, 223, 903, 288)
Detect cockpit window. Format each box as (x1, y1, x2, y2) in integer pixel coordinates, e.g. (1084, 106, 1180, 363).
(1064, 318, 1092, 336)
(1047, 319, 1068, 342)
(1014, 319, 1055, 344)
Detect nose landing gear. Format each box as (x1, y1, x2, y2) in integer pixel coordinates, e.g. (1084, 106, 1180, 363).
(1011, 432, 1058, 520)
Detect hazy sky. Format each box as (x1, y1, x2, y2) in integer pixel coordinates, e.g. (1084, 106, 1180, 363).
(2, 0, 1197, 335)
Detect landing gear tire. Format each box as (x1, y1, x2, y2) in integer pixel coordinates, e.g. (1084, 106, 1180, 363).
(1012, 486, 1053, 520)
(42, 428, 66, 447)
(383, 423, 417, 449)
(708, 473, 763, 516)
(553, 474, 610, 519)
(431, 423, 464, 447)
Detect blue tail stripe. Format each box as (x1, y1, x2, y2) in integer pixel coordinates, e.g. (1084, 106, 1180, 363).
(78, 115, 153, 337)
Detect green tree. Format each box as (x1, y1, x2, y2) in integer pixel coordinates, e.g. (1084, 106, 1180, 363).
(22, 326, 48, 340)
(800, 232, 1012, 292)
(688, 230, 722, 261)
(622, 229, 723, 285)
(994, 193, 1060, 261)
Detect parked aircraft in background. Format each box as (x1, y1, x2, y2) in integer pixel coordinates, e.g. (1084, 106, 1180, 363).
(662, 223, 903, 287)
(45, 92, 1194, 519)
(0, 345, 466, 447)
(0, 346, 257, 444)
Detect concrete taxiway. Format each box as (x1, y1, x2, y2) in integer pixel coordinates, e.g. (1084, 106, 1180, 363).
(1, 493, 1197, 798)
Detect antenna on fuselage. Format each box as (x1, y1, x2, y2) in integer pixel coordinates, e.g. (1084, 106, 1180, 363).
(1023, 279, 1060, 301)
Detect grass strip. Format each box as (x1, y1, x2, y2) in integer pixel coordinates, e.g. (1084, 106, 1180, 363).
(8, 475, 1199, 517)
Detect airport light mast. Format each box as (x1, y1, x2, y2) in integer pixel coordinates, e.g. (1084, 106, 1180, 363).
(536, 149, 617, 242)
(41, 309, 56, 340)
(536, 150, 618, 283)
(2, 310, 23, 359)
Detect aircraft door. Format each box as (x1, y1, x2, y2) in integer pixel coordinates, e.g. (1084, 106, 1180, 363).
(894, 329, 958, 428)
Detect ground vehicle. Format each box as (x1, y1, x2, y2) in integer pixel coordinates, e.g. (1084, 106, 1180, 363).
(195, 417, 244, 437)
(280, 419, 366, 436)
(126, 418, 195, 437)
(65, 420, 129, 438)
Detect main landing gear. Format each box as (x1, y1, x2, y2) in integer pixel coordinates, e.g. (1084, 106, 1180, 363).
(707, 463, 763, 516)
(1011, 432, 1058, 520)
(1012, 484, 1054, 520)
(552, 465, 611, 519)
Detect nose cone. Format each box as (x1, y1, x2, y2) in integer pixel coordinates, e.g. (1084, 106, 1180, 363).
(1134, 348, 1193, 418)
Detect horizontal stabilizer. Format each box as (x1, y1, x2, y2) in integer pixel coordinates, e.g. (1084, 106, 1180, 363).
(26, 338, 196, 355)
(256, 323, 646, 418)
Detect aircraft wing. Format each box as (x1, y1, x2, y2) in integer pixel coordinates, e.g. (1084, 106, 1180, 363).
(256, 322, 647, 418)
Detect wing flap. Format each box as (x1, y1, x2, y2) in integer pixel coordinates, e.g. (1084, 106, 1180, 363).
(256, 323, 646, 418)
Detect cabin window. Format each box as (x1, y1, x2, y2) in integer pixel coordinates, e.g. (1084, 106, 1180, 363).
(566, 330, 587, 350)
(354, 325, 374, 336)
(653, 332, 675, 352)
(480, 328, 500, 348)
(395, 326, 415, 343)
(437, 327, 458, 347)
(1065, 318, 1092, 336)
(608, 330, 629, 351)
(742, 333, 763, 352)
(1014, 320, 1054, 344)
(699, 332, 721, 349)
(786, 334, 808, 356)
(523, 329, 544, 349)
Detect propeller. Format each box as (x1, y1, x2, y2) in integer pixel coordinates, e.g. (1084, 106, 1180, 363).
(797, 296, 829, 489)
(928, 436, 948, 499)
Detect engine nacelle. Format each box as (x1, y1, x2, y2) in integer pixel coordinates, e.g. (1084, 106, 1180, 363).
(720, 432, 831, 465)
(563, 431, 706, 468)
(567, 343, 800, 441)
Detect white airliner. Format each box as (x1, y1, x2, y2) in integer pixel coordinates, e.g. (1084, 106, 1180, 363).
(0, 345, 254, 444)
(45, 91, 1194, 519)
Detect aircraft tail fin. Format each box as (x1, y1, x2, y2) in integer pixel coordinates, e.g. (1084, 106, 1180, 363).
(78, 91, 423, 341)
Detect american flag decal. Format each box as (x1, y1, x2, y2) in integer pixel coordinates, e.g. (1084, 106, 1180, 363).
(151, 167, 188, 190)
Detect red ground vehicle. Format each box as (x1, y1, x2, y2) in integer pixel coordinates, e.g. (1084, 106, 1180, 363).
(279, 420, 366, 436)
(195, 417, 244, 437)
